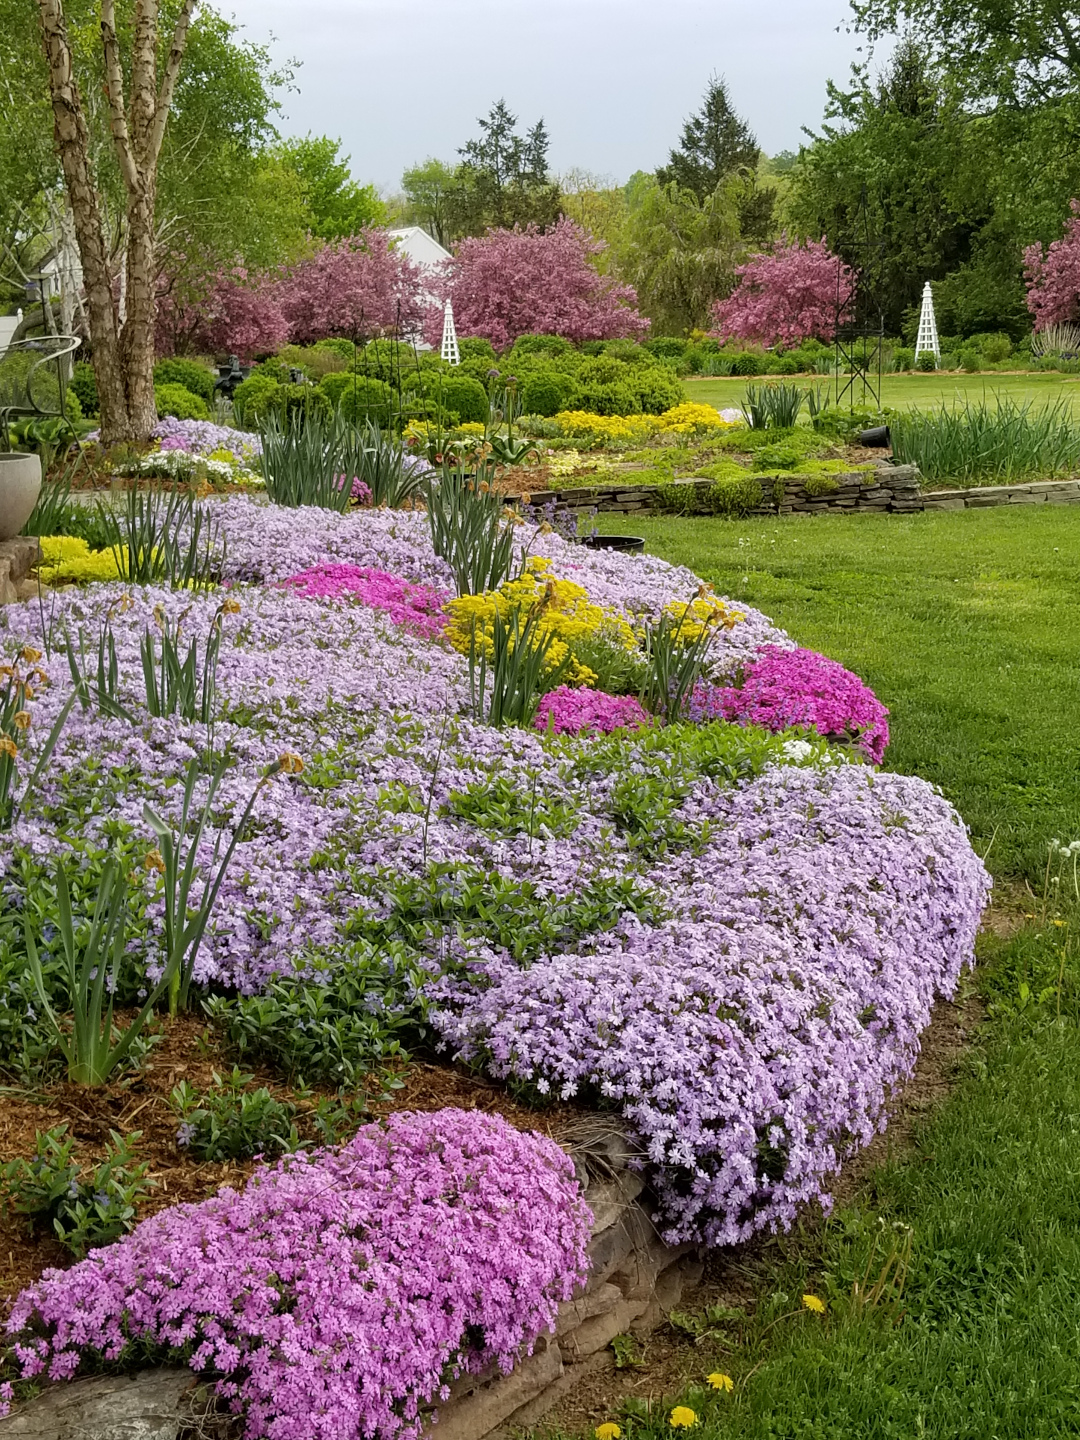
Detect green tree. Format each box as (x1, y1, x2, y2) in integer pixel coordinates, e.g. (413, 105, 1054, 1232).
(448, 99, 561, 237)
(276, 134, 384, 240)
(400, 157, 456, 247)
(657, 75, 760, 199)
(614, 175, 744, 334)
(849, 0, 1080, 104)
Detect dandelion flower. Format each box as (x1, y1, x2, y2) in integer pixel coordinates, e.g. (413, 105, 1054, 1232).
(595, 1425, 622, 1440)
(669, 1407, 698, 1428)
(802, 1294, 826, 1314)
(707, 1373, 734, 1393)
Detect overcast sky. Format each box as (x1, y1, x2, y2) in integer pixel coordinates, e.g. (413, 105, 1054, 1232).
(221, 0, 885, 194)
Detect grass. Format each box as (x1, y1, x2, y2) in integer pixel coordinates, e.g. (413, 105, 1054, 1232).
(555, 505, 1080, 1440)
(686, 371, 1080, 416)
(595, 506, 1080, 879)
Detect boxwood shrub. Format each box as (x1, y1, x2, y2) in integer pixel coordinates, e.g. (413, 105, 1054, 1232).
(153, 358, 216, 402)
(154, 382, 210, 421)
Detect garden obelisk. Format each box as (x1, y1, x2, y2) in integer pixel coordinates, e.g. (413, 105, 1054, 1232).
(915, 281, 940, 360)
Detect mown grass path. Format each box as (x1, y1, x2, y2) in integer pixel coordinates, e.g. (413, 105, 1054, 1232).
(686, 371, 1080, 415)
(566, 506, 1080, 1440)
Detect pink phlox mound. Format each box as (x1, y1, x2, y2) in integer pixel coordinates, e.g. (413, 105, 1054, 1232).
(690, 646, 889, 763)
(535, 686, 650, 736)
(4, 1109, 592, 1440)
(284, 563, 450, 640)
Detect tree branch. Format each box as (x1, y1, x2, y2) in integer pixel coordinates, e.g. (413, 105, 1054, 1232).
(151, 0, 199, 164)
(99, 0, 139, 192)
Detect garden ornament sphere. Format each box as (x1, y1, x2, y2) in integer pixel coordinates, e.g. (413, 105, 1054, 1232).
(0, 451, 41, 539)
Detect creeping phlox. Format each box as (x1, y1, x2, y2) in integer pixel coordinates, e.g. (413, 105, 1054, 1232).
(3, 1109, 592, 1440)
(444, 556, 637, 685)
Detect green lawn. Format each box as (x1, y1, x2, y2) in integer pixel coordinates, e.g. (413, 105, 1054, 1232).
(686, 370, 1080, 415)
(560, 505, 1080, 1440)
(598, 506, 1080, 879)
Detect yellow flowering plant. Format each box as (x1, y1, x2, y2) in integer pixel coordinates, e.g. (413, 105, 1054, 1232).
(444, 556, 637, 687)
(553, 410, 659, 445)
(39, 536, 127, 585)
(655, 402, 735, 434)
(669, 1406, 699, 1429)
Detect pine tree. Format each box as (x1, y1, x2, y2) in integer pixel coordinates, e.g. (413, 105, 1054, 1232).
(657, 76, 761, 202)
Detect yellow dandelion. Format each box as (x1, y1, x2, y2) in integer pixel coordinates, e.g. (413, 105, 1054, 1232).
(12, 711, 31, 731)
(707, 1373, 734, 1393)
(595, 1425, 622, 1440)
(802, 1294, 826, 1314)
(669, 1407, 698, 1429)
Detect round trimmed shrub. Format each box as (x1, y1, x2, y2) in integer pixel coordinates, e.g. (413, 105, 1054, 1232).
(521, 370, 578, 418)
(773, 355, 800, 375)
(915, 350, 937, 372)
(280, 383, 332, 426)
(626, 364, 684, 415)
(424, 372, 489, 425)
(154, 383, 210, 421)
(731, 352, 764, 376)
(70, 361, 98, 417)
(313, 337, 357, 362)
(573, 356, 642, 415)
(232, 374, 282, 427)
(153, 358, 215, 402)
(458, 336, 498, 364)
(336, 377, 395, 426)
(644, 337, 689, 360)
(508, 334, 575, 362)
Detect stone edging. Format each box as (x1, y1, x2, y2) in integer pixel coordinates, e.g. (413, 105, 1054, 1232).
(541, 465, 1080, 518)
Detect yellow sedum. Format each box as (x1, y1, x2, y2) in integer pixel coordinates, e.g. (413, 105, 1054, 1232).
(444, 556, 637, 686)
(655, 402, 734, 434)
(39, 535, 125, 584)
(554, 410, 659, 443)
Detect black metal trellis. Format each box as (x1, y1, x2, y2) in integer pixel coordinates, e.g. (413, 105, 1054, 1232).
(833, 185, 885, 410)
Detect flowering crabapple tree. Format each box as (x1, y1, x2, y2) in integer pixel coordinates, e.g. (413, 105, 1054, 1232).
(1023, 201, 1080, 329)
(711, 237, 854, 346)
(157, 268, 290, 361)
(278, 230, 425, 345)
(431, 218, 649, 350)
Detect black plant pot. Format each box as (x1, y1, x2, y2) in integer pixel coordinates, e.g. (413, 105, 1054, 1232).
(858, 426, 891, 448)
(582, 535, 646, 554)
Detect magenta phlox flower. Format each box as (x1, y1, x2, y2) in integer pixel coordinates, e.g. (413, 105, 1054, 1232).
(535, 686, 650, 736)
(689, 646, 890, 763)
(283, 563, 451, 640)
(3, 1109, 592, 1440)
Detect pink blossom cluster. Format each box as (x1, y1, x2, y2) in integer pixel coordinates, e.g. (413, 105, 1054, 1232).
(283, 562, 451, 640)
(711, 237, 854, 346)
(336, 475, 373, 505)
(4, 1109, 592, 1439)
(688, 646, 890, 763)
(1023, 199, 1080, 328)
(534, 686, 650, 736)
(428, 218, 649, 350)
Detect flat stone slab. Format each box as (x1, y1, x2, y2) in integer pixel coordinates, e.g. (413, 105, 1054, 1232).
(0, 1369, 206, 1440)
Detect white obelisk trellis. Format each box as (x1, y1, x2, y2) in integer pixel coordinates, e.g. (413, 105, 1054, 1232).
(440, 299, 460, 365)
(915, 281, 940, 360)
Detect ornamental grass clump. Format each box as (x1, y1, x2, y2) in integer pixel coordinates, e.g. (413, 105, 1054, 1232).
(424, 459, 522, 597)
(96, 487, 224, 591)
(3, 1109, 592, 1440)
(890, 396, 1080, 486)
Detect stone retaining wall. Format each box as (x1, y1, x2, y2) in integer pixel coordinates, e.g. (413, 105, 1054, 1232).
(542, 465, 1080, 518)
(2, 1124, 700, 1440)
(0, 538, 40, 604)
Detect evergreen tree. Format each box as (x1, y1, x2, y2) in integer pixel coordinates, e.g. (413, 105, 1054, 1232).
(450, 100, 561, 236)
(657, 75, 761, 201)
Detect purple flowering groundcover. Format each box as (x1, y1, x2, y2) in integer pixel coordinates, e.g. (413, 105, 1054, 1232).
(0, 494, 990, 1430)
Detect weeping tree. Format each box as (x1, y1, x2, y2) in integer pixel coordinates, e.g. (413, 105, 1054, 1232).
(36, 0, 199, 444)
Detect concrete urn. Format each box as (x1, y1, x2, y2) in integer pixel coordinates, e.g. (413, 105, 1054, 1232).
(0, 452, 41, 541)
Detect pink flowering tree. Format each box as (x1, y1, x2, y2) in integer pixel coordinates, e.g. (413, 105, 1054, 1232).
(431, 218, 649, 350)
(1023, 201, 1080, 329)
(157, 267, 290, 362)
(277, 230, 425, 345)
(711, 237, 853, 346)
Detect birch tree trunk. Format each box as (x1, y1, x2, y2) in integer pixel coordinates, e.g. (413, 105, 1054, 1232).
(36, 0, 198, 445)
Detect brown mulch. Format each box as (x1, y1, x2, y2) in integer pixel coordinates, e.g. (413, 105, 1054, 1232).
(0, 1016, 590, 1315)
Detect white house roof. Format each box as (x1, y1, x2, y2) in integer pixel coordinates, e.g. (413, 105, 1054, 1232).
(387, 226, 451, 270)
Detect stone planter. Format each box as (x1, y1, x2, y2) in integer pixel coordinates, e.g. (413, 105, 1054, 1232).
(0, 452, 41, 540)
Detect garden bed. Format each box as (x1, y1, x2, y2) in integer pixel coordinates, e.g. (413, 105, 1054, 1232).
(0, 487, 989, 1435)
